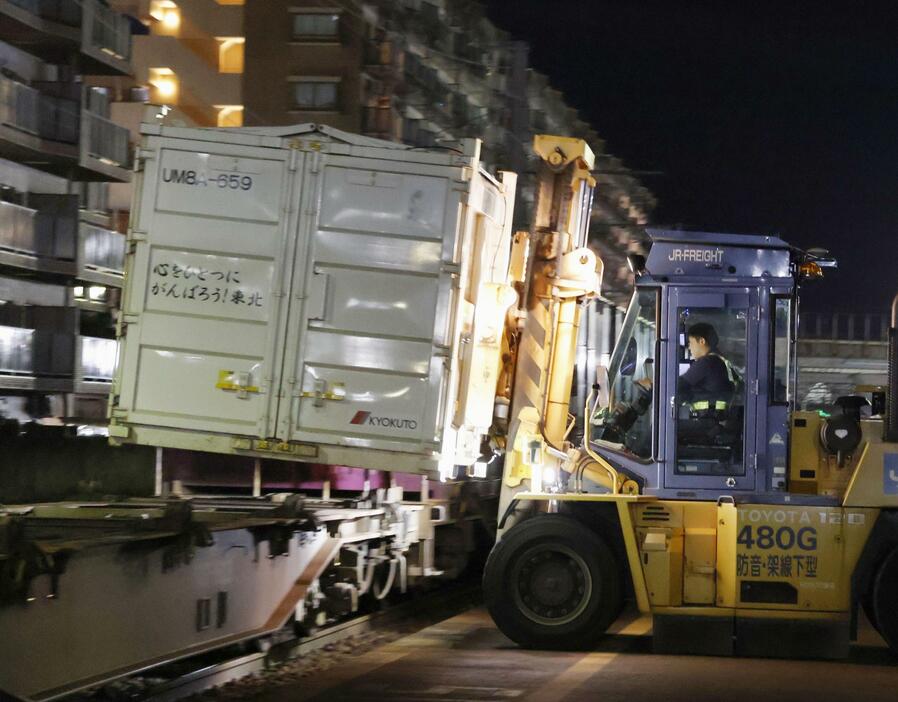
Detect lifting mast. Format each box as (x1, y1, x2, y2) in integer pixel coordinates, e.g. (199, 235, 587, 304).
(497, 136, 617, 526)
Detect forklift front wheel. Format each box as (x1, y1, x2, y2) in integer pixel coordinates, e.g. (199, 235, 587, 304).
(483, 515, 622, 649)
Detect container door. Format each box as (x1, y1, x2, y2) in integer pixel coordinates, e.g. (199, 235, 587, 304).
(114, 140, 301, 440)
(279, 153, 466, 453)
(663, 287, 759, 492)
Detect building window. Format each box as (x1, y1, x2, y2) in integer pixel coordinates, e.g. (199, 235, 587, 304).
(216, 105, 244, 127)
(218, 37, 245, 73)
(291, 11, 340, 40)
(149, 0, 181, 35)
(290, 78, 340, 110)
(149, 67, 178, 102)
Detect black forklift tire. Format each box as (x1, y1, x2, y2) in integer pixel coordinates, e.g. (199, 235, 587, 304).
(483, 514, 622, 650)
(861, 588, 881, 635)
(872, 546, 898, 653)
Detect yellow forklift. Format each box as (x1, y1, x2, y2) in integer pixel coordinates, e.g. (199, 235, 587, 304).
(483, 136, 898, 657)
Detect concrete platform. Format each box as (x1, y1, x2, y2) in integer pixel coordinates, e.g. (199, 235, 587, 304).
(251, 607, 898, 702)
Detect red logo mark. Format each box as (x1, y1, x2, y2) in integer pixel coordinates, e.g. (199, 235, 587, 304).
(350, 411, 370, 425)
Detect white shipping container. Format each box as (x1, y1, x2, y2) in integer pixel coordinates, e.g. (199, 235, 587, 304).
(110, 123, 517, 475)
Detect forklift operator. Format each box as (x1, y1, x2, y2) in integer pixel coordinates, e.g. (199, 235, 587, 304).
(678, 322, 735, 413)
(632, 322, 735, 412)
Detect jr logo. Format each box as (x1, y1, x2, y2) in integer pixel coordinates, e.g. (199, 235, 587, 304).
(884, 453, 898, 495)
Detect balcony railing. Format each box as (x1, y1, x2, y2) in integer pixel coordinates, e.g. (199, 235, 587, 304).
(5, 0, 131, 65)
(79, 335, 116, 382)
(799, 312, 890, 342)
(84, 111, 129, 166)
(0, 330, 115, 385)
(0, 201, 38, 254)
(0, 76, 40, 136)
(39, 92, 80, 144)
(85, 0, 131, 61)
(0, 196, 78, 261)
(0, 325, 34, 375)
(0, 75, 131, 175)
(80, 223, 125, 275)
(8, 0, 80, 26)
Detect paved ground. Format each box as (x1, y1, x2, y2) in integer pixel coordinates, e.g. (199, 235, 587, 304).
(252, 607, 898, 702)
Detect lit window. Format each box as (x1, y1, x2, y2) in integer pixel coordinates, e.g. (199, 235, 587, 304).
(149, 67, 178, 102)
(217, 37, 245, 73)
(291, 12, 340, 39)
(291, 79, 340, 110)
(149, 1, 180, 34)
(216, 105, 244, 127)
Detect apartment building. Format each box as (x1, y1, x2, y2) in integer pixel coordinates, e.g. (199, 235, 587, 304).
(97, 0, 651, 297)
(0, 0, 133, 425)
(240, 0, 653, 294)
(93, 0, 244, 218)
(242, 1, 534, 169)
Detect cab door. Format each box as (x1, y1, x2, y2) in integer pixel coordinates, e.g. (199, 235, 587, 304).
(663, 287, 759, 493)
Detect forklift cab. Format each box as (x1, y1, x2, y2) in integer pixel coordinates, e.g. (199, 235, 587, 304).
(593, 230, 795, 499)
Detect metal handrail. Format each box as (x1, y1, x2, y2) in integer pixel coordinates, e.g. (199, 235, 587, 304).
(0, 325, 35, 375)
(80, 336, 117, 381)
(81, 223, 125, 273)
(798, 311, 890, 342)
(84, 111, 130, 167)
(0, 201, 39, 254)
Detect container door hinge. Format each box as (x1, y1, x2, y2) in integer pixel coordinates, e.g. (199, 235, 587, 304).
(752, 378, 760, 395)
(108, 423, 130, 439)
(134, 149, 155, 171)
(129, 229, 148, 243)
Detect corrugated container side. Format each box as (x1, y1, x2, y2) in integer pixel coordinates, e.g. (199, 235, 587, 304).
(110, 125, 516, 475)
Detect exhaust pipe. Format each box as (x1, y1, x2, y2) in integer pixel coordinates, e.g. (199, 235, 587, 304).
(886, 294, 898, 441)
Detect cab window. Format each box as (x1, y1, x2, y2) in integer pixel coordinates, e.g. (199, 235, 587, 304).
(675, 306, 746, 476)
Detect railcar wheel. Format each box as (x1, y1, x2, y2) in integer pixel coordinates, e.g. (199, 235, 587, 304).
(872, 547, 898, 652)
(483, 515, 622, 650)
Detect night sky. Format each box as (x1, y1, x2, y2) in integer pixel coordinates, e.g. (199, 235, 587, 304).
(485, 1, 898, 313)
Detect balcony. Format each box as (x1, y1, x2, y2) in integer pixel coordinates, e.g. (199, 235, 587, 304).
(0, 303, 115, 394)
(0, 326, 115, 394)
(0, 196, 78, 279)
(0, 194, 125, 286)
(78, 221, 125, 287)
(0, 0, 131, 75)
(0, 306, 76, 392)
(0, 76, 131, 181)
(75, 334, 116, 394)
(361, 101, 402, 141)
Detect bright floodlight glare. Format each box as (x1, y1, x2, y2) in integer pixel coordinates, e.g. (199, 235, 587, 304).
(155, 79, 177, 98)
(162, 9, 180, 29)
